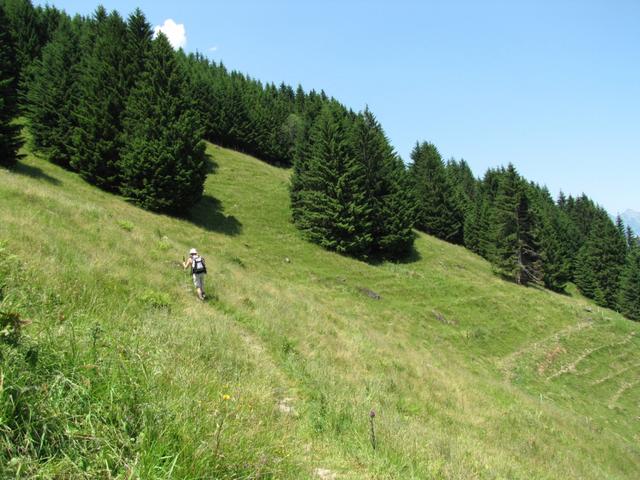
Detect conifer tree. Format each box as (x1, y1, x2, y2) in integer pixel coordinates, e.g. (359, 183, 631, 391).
(219, 75, 252, 150)
(280, 112, 305, 162)
(0, 3, 22, 167)
(615, 215, 626, 244)
(523, 184, 574, 291)
(618, 245, 640, 320)
(70, 9, 128, 189)
(564, 194, 607, 246)
(204, 62, 230, 144)
(409, 142, 463, 243)
(350, 108, 413, 257)
(557, 191, 567, 210)
(490, 164, 540, 285)
(181, 52, 217, 140)
(291, 105, 413, 259)
(447, 158, 478, 248)
(124, 8, 152, 85)
(447, 158, 476, 207)
(463, 200, 483, 254)
(465, 171, 496, 258)
(119, 33, 206, 213)
(34, 3, 63, 47)
(574, 216, 627, 309)
(536, 203, 574, 291)
(2, 0, 41, 95)
(375, 154, 415, 257)
(446, 158, 477, 200)
(291, 102, 372, 256)
(25, 15, 81, 166)
(249, 83, 291, 163)
(626, 226, 638, 251)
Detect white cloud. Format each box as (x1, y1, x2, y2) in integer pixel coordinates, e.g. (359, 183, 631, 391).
(153, 19, 186, 50)
(208, 46, 218, 52)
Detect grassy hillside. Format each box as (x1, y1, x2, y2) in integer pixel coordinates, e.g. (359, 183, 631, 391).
(1, 140, 639, 479)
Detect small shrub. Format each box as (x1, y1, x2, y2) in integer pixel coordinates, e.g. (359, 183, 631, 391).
(117, 219, 134, 232)
(229, 256, 245, 268)
(281, 337, 297, 356)
(241, 297, 255, 309)
(140, 290, 172, 309)
(156, 236, 172, 252)
(470, 326, 489, 341)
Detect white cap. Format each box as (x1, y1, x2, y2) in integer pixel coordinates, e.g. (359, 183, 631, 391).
(189, 248, 197, 255)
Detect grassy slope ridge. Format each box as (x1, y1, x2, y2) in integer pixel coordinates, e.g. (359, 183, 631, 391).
(1, 141, 639, 479)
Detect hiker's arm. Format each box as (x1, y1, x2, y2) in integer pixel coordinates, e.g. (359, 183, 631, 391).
(183, 257, 192, 269)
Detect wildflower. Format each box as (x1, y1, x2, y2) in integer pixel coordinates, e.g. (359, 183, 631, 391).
(222, 394, 231, 401)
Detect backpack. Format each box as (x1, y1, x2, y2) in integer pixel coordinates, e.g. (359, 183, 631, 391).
(192, 255, 207, 274)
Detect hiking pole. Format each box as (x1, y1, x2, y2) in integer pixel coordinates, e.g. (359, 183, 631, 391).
(181, 256, 191, 293)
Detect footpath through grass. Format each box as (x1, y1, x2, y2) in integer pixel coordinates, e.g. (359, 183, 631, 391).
(0, 141, 638, 478)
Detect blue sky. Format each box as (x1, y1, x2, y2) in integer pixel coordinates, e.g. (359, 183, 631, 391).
(36, 0, 639, 214)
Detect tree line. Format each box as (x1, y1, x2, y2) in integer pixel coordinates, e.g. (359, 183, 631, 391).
(405, 142, 639, 320)
(2, 1, 209, 213)
(1, 1, 638, 320)
(0, 1, 367, 207)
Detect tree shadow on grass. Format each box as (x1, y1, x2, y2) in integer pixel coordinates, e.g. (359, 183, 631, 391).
(204, 150, 218, 175)
(494, 272, 572, 296)
(187, 194, 242, 236)
(185, 152, 242, 235)
(13, 162, 61, 186)
(365, 243, 423, 266)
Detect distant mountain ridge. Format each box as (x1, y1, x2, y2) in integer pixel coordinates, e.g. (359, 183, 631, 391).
(621, 209, 640, 234)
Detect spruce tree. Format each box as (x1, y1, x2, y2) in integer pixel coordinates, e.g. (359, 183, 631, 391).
(280, 112, 305, 163)
(70, 9, 128, 190)
(463, 200, 482, 254)
(291, 102, 372, 256)
(25, 15, 81, 166)
(557, 191, 567, 210)
(34, 4, 63, 47)
(618, 246, 640, 320)
(119, 33, 206, 213)
(574, 216, 627, 309)
(565, 194, 607, 247)
(0, 3, 21, 167)
(2, 0, 41, 96)
(350, 108, 413, 257)
(447, 158, 478, 249)
(615, 215, 626, 245)
(490, 164, 540, 285)
(124, 8, 152, 85)
(409, 142, 463, 243)
(536, 203, 574, 291)
(291, 105, 413, 259)
(375, 154, 415, 257)
(626, 226, 638, 251)
(181, 52, 217, 141)
(524, 184, 575, 291)
(465, 171, 498, 258)
(219, 75, 252, 150)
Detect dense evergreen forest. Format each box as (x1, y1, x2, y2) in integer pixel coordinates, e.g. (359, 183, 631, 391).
(1, 0, 638, 319)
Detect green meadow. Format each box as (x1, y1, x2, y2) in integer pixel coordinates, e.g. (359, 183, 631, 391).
(1, 139, 638, 479)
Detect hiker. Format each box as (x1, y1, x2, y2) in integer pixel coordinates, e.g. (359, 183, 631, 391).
(183, 248, 207, 300)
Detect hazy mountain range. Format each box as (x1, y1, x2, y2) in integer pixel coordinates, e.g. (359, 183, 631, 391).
(620, 209, 640, 235)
